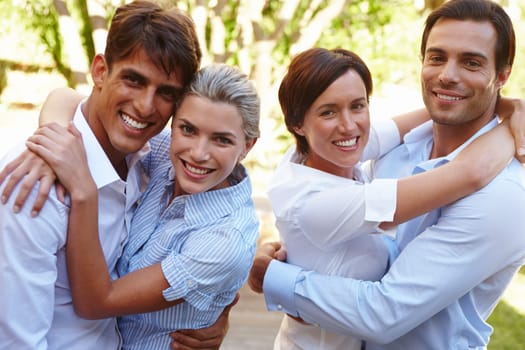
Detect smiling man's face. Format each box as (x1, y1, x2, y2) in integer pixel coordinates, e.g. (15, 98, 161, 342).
(421, 18, 508, 129)
(90, 49, 183, 163)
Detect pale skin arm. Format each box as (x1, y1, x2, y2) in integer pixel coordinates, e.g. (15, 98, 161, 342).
(387, 97, 525, 227)
(386, 99, 525, 157)
(497, 97, 525, 156)
(39, 87, 84, 126)
(384, 119, 514, 229)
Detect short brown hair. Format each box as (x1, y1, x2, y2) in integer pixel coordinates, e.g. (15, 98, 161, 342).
(421, 0, 515, 72)
(278, 48, 373, 155)
(105, 0, 202, 87)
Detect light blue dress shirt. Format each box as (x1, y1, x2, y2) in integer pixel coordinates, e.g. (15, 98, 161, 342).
(116, 132, 259, 349)
(264, 118, 525, 349)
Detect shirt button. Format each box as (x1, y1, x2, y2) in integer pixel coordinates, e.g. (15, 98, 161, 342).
(277, 304, 283, 310)
(187, 280, 195, 288)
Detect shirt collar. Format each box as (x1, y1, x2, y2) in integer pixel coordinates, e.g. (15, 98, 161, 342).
(168, 164, 252, 225)
(405, 116, 499, 173)
(73, 101, 150, 189)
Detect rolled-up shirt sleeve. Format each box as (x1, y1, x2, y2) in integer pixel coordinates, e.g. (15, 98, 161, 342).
(161, 227, 253, 311)
(298, 178, 397, 249)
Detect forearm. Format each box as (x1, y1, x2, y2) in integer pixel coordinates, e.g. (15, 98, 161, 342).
(67, 188, 180, 319)
(39, 87, 85, 126)
(390, 108, 429, 141)
(66, 188, 115, 318)
(388, 121, 514, 226)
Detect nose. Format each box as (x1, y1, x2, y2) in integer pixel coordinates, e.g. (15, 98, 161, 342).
(338, 111, 356, 133)
(438, 61, 459, 85)
(190, 138, 211, 162)
(135, 88, 156, 117)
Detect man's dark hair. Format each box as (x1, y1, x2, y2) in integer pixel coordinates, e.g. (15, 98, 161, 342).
(105, 0, 202, 87)
(421, 0, 515, 72)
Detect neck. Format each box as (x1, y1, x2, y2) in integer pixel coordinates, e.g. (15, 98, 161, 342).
(430, 114, 496, 159)
(82, 97, 129, 180)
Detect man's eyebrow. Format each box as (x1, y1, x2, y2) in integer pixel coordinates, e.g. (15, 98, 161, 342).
(461, 51, 489, 62)
(425, 47, 488, 61)
(120, 68, 184, 92)
(159, 84, 184, 94)
(121, 68, 145, 77)
(425, 47, 446, 55)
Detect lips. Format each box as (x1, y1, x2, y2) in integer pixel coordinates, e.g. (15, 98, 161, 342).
(436, 93, 463, 101)
(334, 137, 357, 147)
(120, 113, 149, 130)
(183, 160, 213, 176)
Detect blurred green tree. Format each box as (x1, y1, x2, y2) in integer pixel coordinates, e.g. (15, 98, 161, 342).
(2, 0, 523, 166)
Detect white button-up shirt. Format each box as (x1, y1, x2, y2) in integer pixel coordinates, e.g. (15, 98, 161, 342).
(0, 104, 149, 349)
(267, 120, 399, 350)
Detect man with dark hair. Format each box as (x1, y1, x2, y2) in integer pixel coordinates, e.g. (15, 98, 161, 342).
(0, 1, 205, 348)
(249, 0, 525, 348)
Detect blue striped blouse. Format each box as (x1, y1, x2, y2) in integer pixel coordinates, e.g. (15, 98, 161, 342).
(116, 132, 259, 349)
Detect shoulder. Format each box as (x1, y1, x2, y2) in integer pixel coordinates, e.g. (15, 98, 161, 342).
(444, 159, 525, 239)
(0, 179, 68, 250)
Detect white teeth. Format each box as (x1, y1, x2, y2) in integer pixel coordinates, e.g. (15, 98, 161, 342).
(335, 138, 357, 147)
(121, 114, 148, 129)
(437, 94, 461, 101)
(186, 163, 210, 175)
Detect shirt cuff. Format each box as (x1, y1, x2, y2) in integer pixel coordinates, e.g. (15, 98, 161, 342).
(364, 178, 397, 222)
(263, 260, 303, 317)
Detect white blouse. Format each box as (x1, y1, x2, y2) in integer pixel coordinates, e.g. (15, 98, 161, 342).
(267, 120, 399, 350)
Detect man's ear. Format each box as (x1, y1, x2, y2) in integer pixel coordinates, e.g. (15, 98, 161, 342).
(91, 54, 108, 88)
(496, 65, 512, 90)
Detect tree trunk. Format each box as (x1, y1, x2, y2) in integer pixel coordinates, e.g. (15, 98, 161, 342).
(53, 0, 90, 90)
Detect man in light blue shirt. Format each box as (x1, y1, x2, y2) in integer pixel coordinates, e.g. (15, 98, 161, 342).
(248, 0, 525, 349)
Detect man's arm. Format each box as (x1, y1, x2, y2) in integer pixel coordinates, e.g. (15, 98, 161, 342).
(169, 293, 239, 350)
(253, 172, 525, 343)
(0, 155, 66, 348)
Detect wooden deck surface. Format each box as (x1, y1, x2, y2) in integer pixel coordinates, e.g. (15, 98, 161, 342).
(221, 284, 282, 349)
